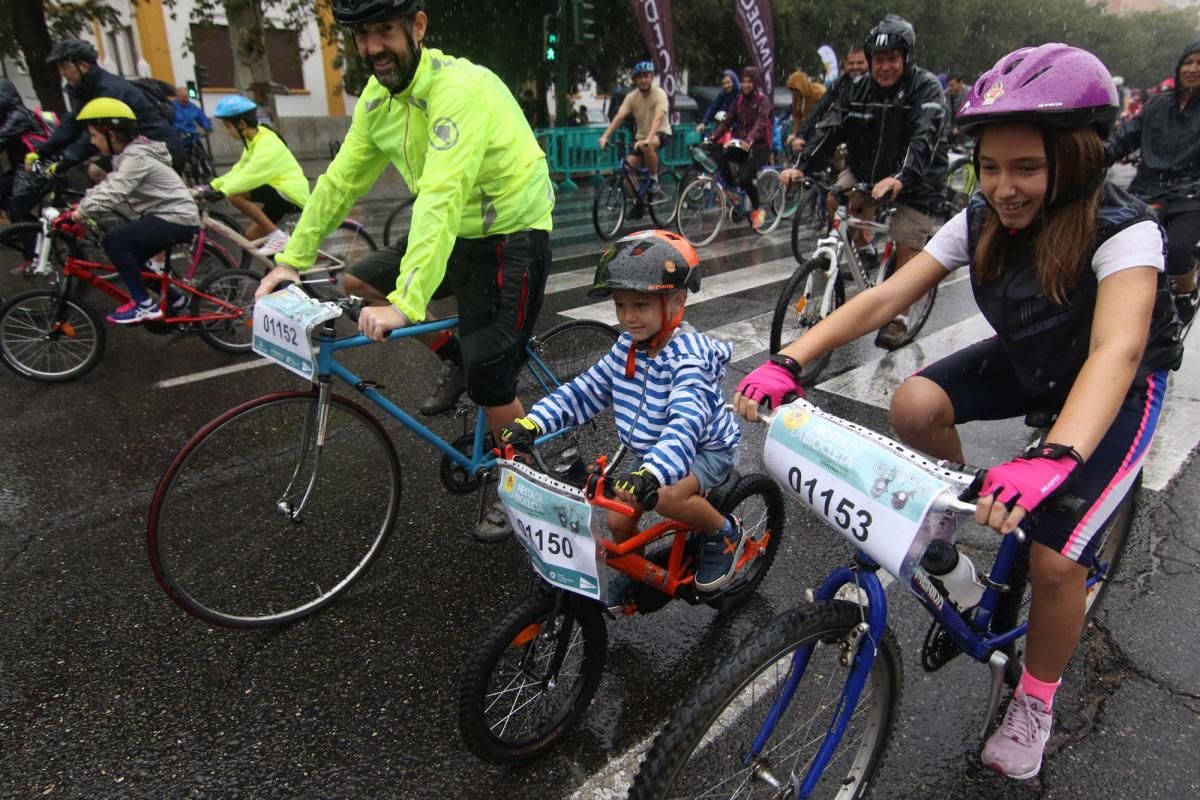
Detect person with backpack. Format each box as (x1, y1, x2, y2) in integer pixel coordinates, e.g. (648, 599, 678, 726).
(0, 79, 46, 217)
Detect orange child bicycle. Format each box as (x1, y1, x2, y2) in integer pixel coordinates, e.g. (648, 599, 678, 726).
(456, 443, 785, 765)
(0, 212, 257, 382)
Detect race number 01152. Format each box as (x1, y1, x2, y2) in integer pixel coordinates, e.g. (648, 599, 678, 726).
(787, 466, 872, 542)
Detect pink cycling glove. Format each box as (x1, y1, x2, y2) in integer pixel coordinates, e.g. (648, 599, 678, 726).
(980, 444, 1083, 513)
(736, 361, 805, 409)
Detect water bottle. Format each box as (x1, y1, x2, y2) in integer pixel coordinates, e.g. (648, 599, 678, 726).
(920, 539, 985, 611)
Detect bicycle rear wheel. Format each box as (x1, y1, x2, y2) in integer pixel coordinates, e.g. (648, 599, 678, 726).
(875, 253, 937, 346)
(753, 169, 785, 234)
(193, 267, 258, 353)
(648, 169, 681, 227)
(382, 196, 415, 247)
(279, 217, 378, 302)
(630, 600, 901, 799)
(593, 174, 627, 240)
(520, 319, 622, 470)
(769, 255, 841, 384)
(458, 589, 607, 764)
(148, 391, 401, 628)
(705, 474, 786, 614)
(0, 289, 105, 382)
(676, 175, 726, 247)
(790, 183, 828, 263)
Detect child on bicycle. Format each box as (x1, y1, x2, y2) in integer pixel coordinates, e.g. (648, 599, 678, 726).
(734, 45, 1181, 780)
(500, 230, 744, 593)
(67, 98, 199, 324)
(205, 95, 309, 257)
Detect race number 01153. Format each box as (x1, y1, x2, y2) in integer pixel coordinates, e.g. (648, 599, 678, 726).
(787, 466, 872, 542)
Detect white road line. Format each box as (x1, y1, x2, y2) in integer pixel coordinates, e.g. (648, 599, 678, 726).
(704, 310, 775, 363)
(568, 730, 658, 799)
(560, 257, 798, 325)
(1143, 338, 1200, 491)
(155, 359, 272, 389)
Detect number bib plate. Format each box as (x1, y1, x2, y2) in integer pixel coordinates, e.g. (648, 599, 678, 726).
(763, 401, 952, 579)
(252, 285, 342, 382)
(498, 463, 603, 600)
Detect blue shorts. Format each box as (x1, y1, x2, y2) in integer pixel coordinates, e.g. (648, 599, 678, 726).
(917, 338, 1167, 565)
(691, 446, 739, 492)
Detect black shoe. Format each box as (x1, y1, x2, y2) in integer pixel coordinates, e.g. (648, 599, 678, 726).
(628, 202, 646, 221)
(1175, 288, 1199, 327)
(874, 319, 908, 351)
(419, 361, 466, 415)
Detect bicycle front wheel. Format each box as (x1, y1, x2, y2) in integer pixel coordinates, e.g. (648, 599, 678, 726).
(753, 169, 785, 234)
(676, 175, 726, 247)
(593, 174, 627, 240)
(0, 289, 105, 382)
(770, 255, 841, 384)
(458, 589, 607, 764)
(148, 391, 401, 628)
(630, 600, 901, 800)
(648, 169, 681, 227)
(521, 319, 621, 468)
(193, 268, 258, 353)
(790, 183, 828, 263)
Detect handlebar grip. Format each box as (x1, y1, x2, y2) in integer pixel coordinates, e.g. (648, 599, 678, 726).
(642, 489, 658, 512)
(958, 469, 1088, 522)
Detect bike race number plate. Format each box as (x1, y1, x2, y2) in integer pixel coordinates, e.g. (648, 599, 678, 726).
(762, 400, 950, 579)
(498, 464, 602, 601)
(252, 285, 341, 382)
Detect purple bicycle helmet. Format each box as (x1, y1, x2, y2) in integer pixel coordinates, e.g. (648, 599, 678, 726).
(957, 44, 1118, 138)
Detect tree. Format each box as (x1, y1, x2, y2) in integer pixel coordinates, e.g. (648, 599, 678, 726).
(0, 0, 122, 115)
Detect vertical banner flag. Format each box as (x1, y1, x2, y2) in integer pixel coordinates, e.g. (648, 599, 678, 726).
(817, 45, 839, 87)
(629, 0, 680, 118)
(734, 0, 776, 94)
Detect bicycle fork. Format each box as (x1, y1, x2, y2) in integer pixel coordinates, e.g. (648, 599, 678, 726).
(275, 382, 333, 522)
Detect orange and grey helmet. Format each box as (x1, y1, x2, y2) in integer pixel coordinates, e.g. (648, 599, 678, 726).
(589, 229, 701, 299)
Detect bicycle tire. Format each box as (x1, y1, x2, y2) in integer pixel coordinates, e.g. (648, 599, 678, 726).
(769, 255, 841, 385)
(382, 196, 415, 247)
(874, 253, 937, 346)
(148, 391, 401, 628)
(457, 589, 607, 764)
(648, 169, 680, 228)
(519, 319, 622, 470)
(193, 267, 258, 353)
(203, 209, 256, 272)
(946, 163, 974, 215)
(753, 169, 784, 235)
(676, 175, 725, 247)
(0, 222, 46, 302)
(0, 288, 105, 382)
(630, 600, 901, 800)
(308, 221, 378, 302)
(993, 473, 1139, 686)
(790, 183, 828, 263)
(593, 174, 627, 240)
(705, 473, 786, 614)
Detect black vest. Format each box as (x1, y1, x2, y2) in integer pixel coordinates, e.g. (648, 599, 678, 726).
(966, 184, 1183, 409)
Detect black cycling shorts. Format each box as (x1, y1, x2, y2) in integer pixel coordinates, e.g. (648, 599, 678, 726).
(916, 337, 1166, 566)
(348, 229, 550, 407)
(249, 185, 302, 224)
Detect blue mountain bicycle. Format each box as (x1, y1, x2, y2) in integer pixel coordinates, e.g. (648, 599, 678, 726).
(675, 139, 788, 246)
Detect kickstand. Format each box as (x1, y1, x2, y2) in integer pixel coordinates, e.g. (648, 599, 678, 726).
(981, 650, 1009, 738)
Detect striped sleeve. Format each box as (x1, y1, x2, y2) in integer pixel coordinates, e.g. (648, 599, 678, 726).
(641, 359, 721, 485)
(524, 340, 621, 435)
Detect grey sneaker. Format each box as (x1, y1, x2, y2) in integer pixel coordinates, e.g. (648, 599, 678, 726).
(694, 516, 745, 592)
(473, 499, 513, 543)
(982, 690, 1052, 780)
(873, 318, 908, 351)
(419, 361, 466, 416)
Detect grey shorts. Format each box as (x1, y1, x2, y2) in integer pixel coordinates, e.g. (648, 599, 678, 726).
(889, 203, 939, 250)
(692, 446, 739, 492)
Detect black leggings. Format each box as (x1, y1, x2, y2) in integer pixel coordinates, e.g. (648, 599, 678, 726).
(721, 147, 769, 208)
(102, 215, 197, 305)
(1158, 207, 1200, 278)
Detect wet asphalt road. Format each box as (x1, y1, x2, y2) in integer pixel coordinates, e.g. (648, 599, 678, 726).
(1, 188, 1198, 799)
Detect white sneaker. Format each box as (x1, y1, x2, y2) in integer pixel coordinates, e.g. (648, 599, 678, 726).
(254, 230, 290, 257)
(145, 257, 166, 274)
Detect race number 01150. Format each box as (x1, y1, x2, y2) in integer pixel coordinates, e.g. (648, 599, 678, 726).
(517, 519, 575, 558)
(787, 466, 872, 542)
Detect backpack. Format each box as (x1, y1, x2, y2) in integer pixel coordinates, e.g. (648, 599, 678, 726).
(128, 77, 176, 126)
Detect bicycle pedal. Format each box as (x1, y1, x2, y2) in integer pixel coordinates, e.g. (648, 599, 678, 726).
(920, 617, 965, 672)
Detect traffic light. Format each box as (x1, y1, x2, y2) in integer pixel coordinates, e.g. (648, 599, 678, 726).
(571, 0, 595, 43)
(543, 14, 560, 62)
(193, 63, 209, 104)
(186, 80, 198, 100)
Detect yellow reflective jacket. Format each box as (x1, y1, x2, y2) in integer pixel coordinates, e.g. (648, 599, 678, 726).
(210, 126, 309, 209)
(276, 47, 554, 322)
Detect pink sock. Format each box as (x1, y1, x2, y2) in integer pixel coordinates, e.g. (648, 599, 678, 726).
(1018, 668, 1061, 709)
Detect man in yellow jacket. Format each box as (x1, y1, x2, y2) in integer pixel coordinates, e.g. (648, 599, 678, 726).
(209, 94, 310, 257)
(255, 0, 554, 541)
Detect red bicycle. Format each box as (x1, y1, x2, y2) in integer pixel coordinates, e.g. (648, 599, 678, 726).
(0, 213, 256, 382)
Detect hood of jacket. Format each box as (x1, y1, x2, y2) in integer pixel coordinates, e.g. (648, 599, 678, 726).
(1176, 39, 1200, 94)
(721, 69, 740, 93)
(0, 79, 21, 113)
(787, 70, 825, 105)
(115, 136, 172, 169)
(740, 66, 764, 93)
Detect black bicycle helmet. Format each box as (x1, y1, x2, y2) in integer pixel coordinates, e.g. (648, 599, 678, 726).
(589, 230, 701, 299)
(331, 0, 423, 25)
(864, 15, 916, 67)
(46, 38, 98, 65)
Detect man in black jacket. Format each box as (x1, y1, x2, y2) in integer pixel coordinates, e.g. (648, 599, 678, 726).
(782, 15, 950, 349)
(0, 79, 44, 215)
(33, 39, 183, 175)
(1107, 39, 1200, 324)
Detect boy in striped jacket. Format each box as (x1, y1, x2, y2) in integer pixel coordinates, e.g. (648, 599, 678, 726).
(500, 230, 744, 593)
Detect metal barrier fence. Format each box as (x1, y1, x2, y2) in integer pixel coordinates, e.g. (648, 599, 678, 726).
(534, 124, 703, 192)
